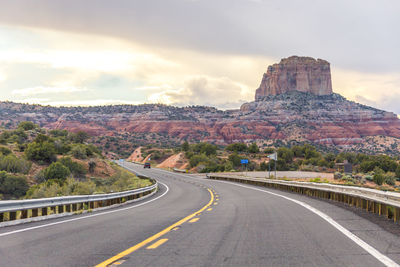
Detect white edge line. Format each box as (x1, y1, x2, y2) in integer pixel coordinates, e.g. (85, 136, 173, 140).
(0, 182, 169, 237)
(211, 179, 399, 267)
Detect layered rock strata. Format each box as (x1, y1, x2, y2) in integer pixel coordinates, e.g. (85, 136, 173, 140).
(255, 56, 332, 100)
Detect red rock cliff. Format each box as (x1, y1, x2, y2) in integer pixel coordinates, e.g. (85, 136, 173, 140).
(255, 56, 333, 100)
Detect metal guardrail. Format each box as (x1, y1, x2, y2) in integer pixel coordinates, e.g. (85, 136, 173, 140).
(0, 177, 157, 223)
(207, 174, 400, 223)
(173, 168, 187, 173)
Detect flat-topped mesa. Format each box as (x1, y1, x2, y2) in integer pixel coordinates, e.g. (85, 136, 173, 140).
(255, 56, 333, 100)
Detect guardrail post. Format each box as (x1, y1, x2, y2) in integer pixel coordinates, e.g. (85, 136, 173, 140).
(394, 208, 399, 223)
(9, 211, 16, 221)
(21, 210, 28, 219)
(382, 204, 387, 217)
(32, 208, 38, 217)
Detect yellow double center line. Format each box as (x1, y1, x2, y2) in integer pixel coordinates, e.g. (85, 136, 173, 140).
(95, 188, 215, 267)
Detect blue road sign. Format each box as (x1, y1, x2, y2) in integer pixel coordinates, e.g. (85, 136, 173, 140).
(240, 159, 248, 164)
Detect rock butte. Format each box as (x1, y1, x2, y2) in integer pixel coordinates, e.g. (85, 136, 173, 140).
(0, 56, 399, 153)
(255, 56, 333, 99)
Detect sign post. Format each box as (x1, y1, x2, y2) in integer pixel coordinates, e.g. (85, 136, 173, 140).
(240, 159, 249, 176)
(267, 152, 277, 179)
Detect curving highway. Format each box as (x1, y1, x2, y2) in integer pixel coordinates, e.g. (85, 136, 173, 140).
(1, 161, 400, 266)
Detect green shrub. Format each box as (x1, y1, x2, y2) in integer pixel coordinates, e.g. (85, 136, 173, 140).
(228, 153, 242, 167)
(189, 154, 209, 168)
(0, 146, 12, 156)
(248, 143, 259, 153)
(71, 144, 88, 159)
(385, 172, 396, 186)
(365, 175, 373, 181)
(25, 141, 57, 163)
(59, 157, 87, 178)
(43, 162, 71, 182)
(0, 154, 31, 174)
(373, 167, 385, 185)
(49, 129, 69, 137)
(0, 171, 29, 199)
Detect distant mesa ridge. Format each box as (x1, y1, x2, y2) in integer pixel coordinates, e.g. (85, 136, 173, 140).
(255, 56, 333, 100)
(1, 55, 400, 153)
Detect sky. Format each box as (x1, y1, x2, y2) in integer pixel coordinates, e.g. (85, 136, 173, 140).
(0, 0, 399, 113)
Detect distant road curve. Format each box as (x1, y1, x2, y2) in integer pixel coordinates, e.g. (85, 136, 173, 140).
(1, 162, 400, 266)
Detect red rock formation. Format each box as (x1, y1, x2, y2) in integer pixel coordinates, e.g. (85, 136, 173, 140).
(1, 56, 400, 154)
(255, 56, 332, 100)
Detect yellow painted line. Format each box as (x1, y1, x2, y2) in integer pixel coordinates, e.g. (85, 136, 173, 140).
(95, 188, 214, 267)
(207, 208, 212, 211)
(189, 218, 199, 223)
(146, 238, 168, 249)
(172, 227, 180, 231)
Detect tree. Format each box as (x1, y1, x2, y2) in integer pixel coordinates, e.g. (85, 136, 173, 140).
(228, 153, 242, 167)
(18, 121, 37, 131)
(189, 154, 209, 168)
(88, 160, 96, 173)
(34, 134, 51, 144)
(264, 147, 275, 154)
(181, 141, 189, 152)
(248, 143, 259, 154)
(200, 143, 217, 156)
(25, 141, 57, 164)
(292, 146, 304, 157)
(71, 131, 89, 144)
(277, 147, 294, 163)
(260, 161, 268, 171)
(226, 143, 247, 153)
(43, 162, 71, 182)
(396, 165, 400, 180)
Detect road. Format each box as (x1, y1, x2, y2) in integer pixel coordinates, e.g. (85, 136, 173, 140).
(1, 162, 400, 266)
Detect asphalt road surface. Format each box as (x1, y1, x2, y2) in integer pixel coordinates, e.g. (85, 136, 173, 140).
(1, 162, 400, 266)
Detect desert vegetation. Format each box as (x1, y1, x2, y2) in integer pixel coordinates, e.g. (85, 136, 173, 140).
(0, 121, 150, 200)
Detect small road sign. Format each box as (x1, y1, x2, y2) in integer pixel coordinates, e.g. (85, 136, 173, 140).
(240, 159, 249, 164)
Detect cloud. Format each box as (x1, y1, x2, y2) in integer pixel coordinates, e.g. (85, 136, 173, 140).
(12, 86, 88, 96)
(148, 76, 252, 108)
(0, 71, 5, 82)
(332, 69, 400, 114)
(0, 0, 399, 73)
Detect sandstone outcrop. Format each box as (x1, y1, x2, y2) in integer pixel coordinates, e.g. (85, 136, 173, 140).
(255, 56, 332, 100)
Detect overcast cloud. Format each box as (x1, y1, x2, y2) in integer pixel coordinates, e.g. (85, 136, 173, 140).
(0, 0, 399, 112)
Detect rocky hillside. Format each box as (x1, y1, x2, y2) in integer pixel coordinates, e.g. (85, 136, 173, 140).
(0, 56, 399, 155)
